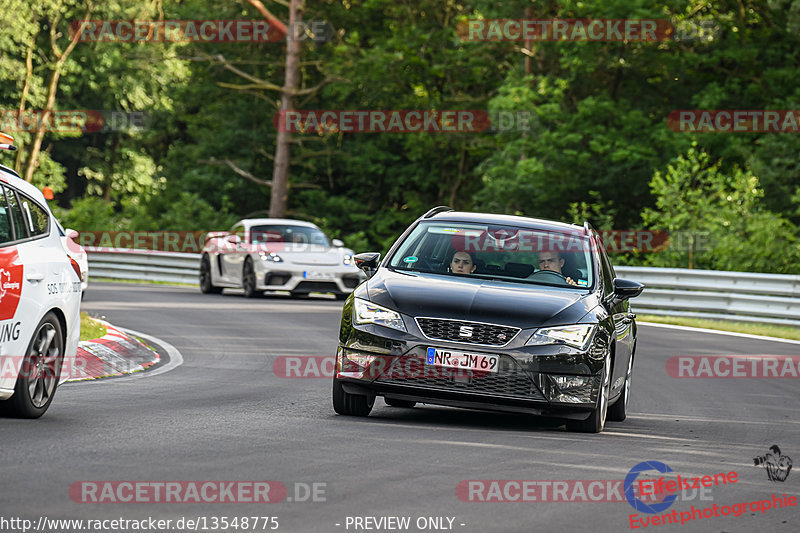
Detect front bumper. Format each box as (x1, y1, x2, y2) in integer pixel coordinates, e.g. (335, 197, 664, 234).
(254, 262, 365, 294)
(336, 316, 610, 420)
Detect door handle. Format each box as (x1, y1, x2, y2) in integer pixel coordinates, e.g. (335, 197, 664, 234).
(26, 270, 44, 282)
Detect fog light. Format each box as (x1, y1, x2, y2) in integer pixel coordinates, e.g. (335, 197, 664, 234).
(551, 375, 591, 390)
(547, 374, 596, 404)
(343, 352, 379, 370)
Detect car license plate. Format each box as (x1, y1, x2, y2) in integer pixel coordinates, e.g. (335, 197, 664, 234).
(425, 347, 499, 373)
(303, 271, 334, 280)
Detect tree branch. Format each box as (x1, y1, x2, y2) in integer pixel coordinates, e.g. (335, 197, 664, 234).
(243, 0, 288, 34)
(199, 158, 272, 186)
(294, 76, 348, 96)
(217, 81, 284, 92)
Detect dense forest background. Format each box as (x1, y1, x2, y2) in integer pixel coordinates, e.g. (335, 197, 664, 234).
(1, 0, 799, 272)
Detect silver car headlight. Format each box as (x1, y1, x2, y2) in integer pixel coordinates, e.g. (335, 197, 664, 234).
(259, 251, 283, 263)
(526, 324, 596, 350)
(353, 298, 406, 332)
(343, 254, 353, 266)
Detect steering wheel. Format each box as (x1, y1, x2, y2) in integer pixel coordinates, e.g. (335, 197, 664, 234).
(529, 269, 569, 283)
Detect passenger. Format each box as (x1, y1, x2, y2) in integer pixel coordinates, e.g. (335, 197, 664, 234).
(536, 251, 578, 286)
(450, 251, 476, 274)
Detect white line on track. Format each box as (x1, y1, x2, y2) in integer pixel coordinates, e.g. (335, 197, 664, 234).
(112, 327, 184, 380)
(639, 321, 800, 345)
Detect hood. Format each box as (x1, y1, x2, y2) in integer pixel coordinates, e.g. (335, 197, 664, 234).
(367, 269, 595, 329)
(265, 244, 353, 267)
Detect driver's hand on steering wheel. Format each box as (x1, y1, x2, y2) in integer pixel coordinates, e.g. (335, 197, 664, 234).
(565, 277, 578, 286)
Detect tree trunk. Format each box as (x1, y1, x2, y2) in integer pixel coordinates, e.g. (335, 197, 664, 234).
(269, 0, 302, 218)
(22, 69, 61, 182)
(22, 5, 93, 182)
(524, 7, 532, 75)
(14, 43, 34, 174)
(269, 0, 303, 218)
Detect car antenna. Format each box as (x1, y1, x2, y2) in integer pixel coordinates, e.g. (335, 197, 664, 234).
(422, 206, 453, 218)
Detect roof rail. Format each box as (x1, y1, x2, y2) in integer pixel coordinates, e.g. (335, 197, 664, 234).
(0, 164, 20, 179)
(422, 206, 453, 219)
(583, 221, 593, 234)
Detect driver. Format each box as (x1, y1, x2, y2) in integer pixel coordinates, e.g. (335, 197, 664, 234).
(450, 251, 476, 274)
(536, 251, 578, 286)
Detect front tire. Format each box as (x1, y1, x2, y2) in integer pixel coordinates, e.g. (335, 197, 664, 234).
(2, 312, 64, 419)
(242, 258, 259, 298)
(200, 255, 223, 294)
(567, 352, 611, 433)
(332, 378, 374, 416)
(608, 350, 634, 422)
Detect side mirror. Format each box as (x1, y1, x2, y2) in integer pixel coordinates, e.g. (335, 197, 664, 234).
(613, 278, 644, 300)
(354, 252, 381, 278)
(65, 228, 79, 240)
(332, 238, 344, 247)
(604, 278, 644, 308)
(226, 234, 242, 245)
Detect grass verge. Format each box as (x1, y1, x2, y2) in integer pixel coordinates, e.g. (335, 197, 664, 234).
(638, 314, 800, 341)
(80, 312, 107, 341)
(90, 277, 196, 287)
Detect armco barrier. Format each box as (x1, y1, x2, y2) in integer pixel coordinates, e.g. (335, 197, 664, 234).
(86, 249, 800, 326)
(87, 247, 201, 285)
(615, 266, 800, 327)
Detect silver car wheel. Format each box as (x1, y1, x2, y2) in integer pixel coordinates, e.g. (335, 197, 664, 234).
(26, 323, 60, 408)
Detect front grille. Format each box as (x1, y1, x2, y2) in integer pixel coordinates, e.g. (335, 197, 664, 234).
(342, 275, 361, 289)
(415, 318, 519, 346)
(292, 281, 340, 293)
(375, 355, 545, 401)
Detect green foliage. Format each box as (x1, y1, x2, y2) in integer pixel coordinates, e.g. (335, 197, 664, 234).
(55, 196, 117, 230)
(1, 0, 798, 273)
(642, 146, 800, 273)
(567, 191, 617, 230)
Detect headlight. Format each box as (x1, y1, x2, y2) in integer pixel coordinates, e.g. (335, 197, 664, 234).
(526, 324, 596, 350)
(353, 298, 406, 332)
(259, 251, 283, 263)
(343, 254, 353, 266)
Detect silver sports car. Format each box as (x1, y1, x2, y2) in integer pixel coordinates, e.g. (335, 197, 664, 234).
(200, 218, 365, 298)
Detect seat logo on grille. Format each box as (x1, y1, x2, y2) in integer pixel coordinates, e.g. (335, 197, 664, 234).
(459, 326, 474, 338)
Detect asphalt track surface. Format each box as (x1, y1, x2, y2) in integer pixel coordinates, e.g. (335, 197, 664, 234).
(2, 282, 798, 533)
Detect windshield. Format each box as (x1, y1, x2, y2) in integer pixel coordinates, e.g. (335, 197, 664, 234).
(388, 221, 594, 289)
(249, 224, 330, 246)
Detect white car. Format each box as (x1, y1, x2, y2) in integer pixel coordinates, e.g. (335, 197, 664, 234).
(200, 218, 365, 299)
(58, 223, 88, 298)
(0, 140, 81, 418)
